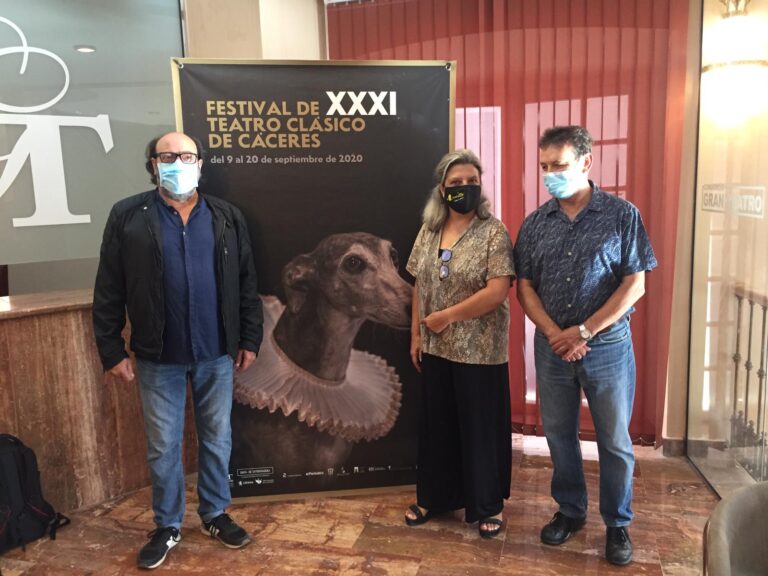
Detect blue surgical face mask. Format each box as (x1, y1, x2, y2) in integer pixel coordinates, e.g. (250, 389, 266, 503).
(157, 160, 199, 200)
(543, 170, 579, 199)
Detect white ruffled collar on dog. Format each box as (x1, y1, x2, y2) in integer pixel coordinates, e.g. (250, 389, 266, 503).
(234, 296, 402, 442)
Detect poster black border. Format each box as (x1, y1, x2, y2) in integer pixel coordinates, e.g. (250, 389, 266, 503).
(169, 57, 456, 502)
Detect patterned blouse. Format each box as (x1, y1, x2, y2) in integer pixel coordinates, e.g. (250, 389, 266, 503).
(406, 215, 515, 365)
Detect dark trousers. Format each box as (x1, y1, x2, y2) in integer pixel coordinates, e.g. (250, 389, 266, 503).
(417, 353, 512, 523)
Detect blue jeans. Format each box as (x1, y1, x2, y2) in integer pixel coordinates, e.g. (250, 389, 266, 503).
(136, 354, 234, 529)
(534, 320, 635, 527)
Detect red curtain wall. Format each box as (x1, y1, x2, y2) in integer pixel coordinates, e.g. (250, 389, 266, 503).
(327, 0, 689, 444)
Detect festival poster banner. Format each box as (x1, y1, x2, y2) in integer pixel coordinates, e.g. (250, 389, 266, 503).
(172, 60, 454, 497)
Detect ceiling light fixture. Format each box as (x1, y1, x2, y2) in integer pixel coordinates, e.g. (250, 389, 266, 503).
(701, 0, 768, 126)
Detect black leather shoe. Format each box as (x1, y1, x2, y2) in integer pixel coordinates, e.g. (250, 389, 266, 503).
(540, 512, 586, 545)
(605, 526, 633, 566)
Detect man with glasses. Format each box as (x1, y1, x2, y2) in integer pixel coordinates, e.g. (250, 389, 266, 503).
(93, 131, 263, 570)
(514, 126, 656, 566)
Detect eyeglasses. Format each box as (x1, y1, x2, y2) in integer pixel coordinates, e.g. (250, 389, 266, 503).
(439, 249, 452, 280)
(154, 151, 198, 164)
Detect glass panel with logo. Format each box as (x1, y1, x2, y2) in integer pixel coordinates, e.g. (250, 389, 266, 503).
(0, 1, 181, 276)
(687, 0, 768, 495)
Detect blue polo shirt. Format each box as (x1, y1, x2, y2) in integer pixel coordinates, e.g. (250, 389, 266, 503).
(514, 183, 657, 328)
(157, 194, 225, 364)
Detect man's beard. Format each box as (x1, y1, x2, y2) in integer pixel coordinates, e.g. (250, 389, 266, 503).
(161, 187, 196, 203)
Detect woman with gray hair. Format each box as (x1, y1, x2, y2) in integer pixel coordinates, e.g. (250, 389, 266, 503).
(404, 149, 515, 539)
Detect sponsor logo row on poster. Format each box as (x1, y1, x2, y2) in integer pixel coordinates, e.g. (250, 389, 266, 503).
(228, 464, 415, 486)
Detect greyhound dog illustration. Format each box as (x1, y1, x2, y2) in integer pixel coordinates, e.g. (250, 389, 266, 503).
(231, 232, 413, 475)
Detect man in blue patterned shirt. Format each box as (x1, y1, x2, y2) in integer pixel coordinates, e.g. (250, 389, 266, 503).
(514, 126, 657, 566)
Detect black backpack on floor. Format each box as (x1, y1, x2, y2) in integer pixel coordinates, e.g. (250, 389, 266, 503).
(0, 434, 70, 554)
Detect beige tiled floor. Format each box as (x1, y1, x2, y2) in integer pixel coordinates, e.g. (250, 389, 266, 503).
(0, 435, 717, 575)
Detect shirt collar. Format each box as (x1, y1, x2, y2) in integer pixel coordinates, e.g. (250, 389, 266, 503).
(544, 198, 560, 215)
(584, 181, 604, 212)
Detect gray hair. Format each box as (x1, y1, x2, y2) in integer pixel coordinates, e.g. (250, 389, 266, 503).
(422, 149, 492, 231)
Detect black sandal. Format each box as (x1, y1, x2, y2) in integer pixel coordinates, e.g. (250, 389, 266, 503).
(479, 517, 503, 539)
(404, 504, 432, 526)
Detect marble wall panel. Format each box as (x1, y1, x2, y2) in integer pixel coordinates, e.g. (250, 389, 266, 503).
(0, 292, 199, 512)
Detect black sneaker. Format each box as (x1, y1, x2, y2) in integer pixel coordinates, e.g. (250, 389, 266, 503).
(540, 512, 586, 545)
(201, 513, 251, 549)
(137, 527, 181, 570)
(606, 526, 633, 566)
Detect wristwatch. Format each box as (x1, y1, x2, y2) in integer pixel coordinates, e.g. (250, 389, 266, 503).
(578, 324, 593, 341)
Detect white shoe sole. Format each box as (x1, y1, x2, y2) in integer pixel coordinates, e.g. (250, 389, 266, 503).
(138, 535, 181, 570)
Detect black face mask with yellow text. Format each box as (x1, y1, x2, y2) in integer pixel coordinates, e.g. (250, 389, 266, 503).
(444, 184, 481, 214)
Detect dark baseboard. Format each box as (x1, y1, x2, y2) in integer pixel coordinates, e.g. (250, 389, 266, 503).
(662, 437, 729, 458)
(662, 438, 685, 457)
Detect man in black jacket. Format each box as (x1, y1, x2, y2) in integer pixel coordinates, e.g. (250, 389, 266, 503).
(93, 131, 263, 570)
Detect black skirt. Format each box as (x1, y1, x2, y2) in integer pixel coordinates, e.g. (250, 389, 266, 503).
(416, 353, 512, 523)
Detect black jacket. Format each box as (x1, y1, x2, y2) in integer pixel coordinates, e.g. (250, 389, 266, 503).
(92, 190, 263, 371)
